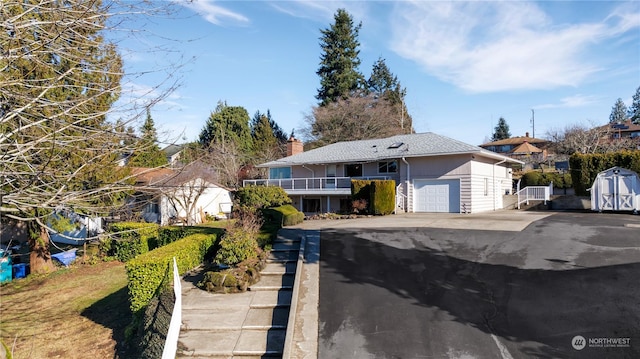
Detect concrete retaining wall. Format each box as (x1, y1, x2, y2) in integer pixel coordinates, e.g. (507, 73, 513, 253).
(549, 195, 591, 210)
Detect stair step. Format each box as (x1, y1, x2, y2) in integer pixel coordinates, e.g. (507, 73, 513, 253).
(242, 307, 290, 329)
(232, 328, 286, 356)
(268, 250, 298, 262)
(271, 242, 300, 251)
(250, 289, 292, 308)
(261, 262, 297, 275)
(250, 274, 294, 291)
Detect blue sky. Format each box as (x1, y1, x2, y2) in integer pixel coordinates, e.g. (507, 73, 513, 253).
(116, 1, 640, 147)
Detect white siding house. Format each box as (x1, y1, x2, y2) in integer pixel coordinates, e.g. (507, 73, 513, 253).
(246, 133, 522, 214)
(132, 166, 233, 225)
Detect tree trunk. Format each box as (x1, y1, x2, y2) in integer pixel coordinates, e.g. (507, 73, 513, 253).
(29, 225, 56, 274)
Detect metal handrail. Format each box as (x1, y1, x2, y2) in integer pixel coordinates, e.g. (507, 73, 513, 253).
(243, 176, 390, 191)
(516, 182, 553, 209)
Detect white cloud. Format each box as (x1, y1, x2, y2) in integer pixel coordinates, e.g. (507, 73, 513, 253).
(269, 0, 370, 24)
(535, 94, 601, 109)
(179, 0, 249, 25)
(389, 1, 640, 93)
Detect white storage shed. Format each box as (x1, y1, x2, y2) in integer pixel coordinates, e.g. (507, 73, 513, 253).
(590, 167, 640, 213)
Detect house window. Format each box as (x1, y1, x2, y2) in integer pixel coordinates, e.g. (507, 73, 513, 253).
(344, 164, 362, 177)
(269, 167, 291, 179)
(147, 202, 159, 214)
(499, 145, 511, 152)
(378, 160, 398, 174)
(303, 198, 320, 212)
(326, 164, 337, 177)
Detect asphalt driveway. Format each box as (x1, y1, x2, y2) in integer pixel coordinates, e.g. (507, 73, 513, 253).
(315, 211, 640, 358)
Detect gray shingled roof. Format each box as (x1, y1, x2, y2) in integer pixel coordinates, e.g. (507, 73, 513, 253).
(260, 132, 521, 167)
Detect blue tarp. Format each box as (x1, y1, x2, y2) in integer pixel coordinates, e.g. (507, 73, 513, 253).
(51, 249, 77, 267)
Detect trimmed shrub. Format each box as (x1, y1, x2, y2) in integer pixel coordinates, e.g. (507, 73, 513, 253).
(234, 186, 291, 209)
(520, 171, 572, 189)
(351, 179, 395, 215)
(126, 232, 219, 313)
(371, 180, 396, 215)
(214, 229, 258, 266)
(104, 222, 159, 262)
(261, 204, 304, 227)
(154, 226, 188, 249)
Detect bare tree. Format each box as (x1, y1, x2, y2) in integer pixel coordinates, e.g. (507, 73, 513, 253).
(163, 161, 221, 226)
(1, 0, 183, 272)
(303, 94, 406, 148)
(545, 121, 636, 157)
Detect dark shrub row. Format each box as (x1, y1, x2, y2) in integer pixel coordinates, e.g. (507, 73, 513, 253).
(570, 151, 640, 195)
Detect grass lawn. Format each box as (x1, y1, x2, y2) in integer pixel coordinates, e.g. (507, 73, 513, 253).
(0, 261, 131, 359)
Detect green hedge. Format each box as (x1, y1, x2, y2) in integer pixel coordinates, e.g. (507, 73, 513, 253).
(153, 227, 188, 249)
(570, 151, 640, 195)
(521, 171, 572, 189)
(261, 204, 304, 227)
(125, 232, 219, 313)
(351, 179, 395, 215)
(234, 186, 292, 209)
(106, 222, 159, 262)
(371, 180, 396, 215)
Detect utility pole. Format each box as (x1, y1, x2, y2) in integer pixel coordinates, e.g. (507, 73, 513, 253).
(530, 109, 535, 138)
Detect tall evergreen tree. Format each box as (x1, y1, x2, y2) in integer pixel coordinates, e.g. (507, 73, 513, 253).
(367, 57, 413, 133)
(199, 101, 253, 155)
(250, 110, 289, 164)
(609, 98, 628, 124)
(316, 9, 365, 106)
(492, 117, 511, 141)
(128, 108, 168, 167)
(628, 86, 640, 125)
(251, 112, 278, 150)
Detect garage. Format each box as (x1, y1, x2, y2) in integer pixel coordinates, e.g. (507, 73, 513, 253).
(414, 179, 460, 213)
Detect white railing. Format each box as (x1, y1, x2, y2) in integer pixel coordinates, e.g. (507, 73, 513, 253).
(162, 258, 182, 359)
(395, 184, 406, 214)
(243, 176, 389, 191)
(516, 182, 553, 209)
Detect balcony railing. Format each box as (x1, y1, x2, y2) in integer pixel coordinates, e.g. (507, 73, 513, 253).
(243, 176, 389, 192)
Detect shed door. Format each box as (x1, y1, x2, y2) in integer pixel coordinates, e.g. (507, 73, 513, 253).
(599, 175, 636, 211)
(414, 179, 460, 213)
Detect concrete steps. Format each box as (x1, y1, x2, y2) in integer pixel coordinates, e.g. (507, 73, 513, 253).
(177, 234, 301, 358)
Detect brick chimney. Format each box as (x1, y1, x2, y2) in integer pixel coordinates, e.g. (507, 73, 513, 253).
(287, 135, 303, 156)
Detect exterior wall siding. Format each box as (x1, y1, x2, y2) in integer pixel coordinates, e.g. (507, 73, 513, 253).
(271, 153, 515, 214)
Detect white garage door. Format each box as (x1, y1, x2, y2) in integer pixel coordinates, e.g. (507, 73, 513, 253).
(414, 179, 460, 213)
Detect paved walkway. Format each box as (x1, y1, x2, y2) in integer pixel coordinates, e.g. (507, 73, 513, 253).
(177, 230, 303, 358)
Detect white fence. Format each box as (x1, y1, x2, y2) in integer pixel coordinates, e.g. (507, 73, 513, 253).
(162, 258, 182, 359)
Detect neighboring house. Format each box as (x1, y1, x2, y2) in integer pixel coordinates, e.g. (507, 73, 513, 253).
(162, 144, 185, 167)
(604, 120, 640, 145)
(245, 133, 522, 214)
(479, 132, 549, 163)
(131, 165, 232, 225)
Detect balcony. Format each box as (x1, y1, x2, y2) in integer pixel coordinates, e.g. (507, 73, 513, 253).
(243, 176, 390, 195)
